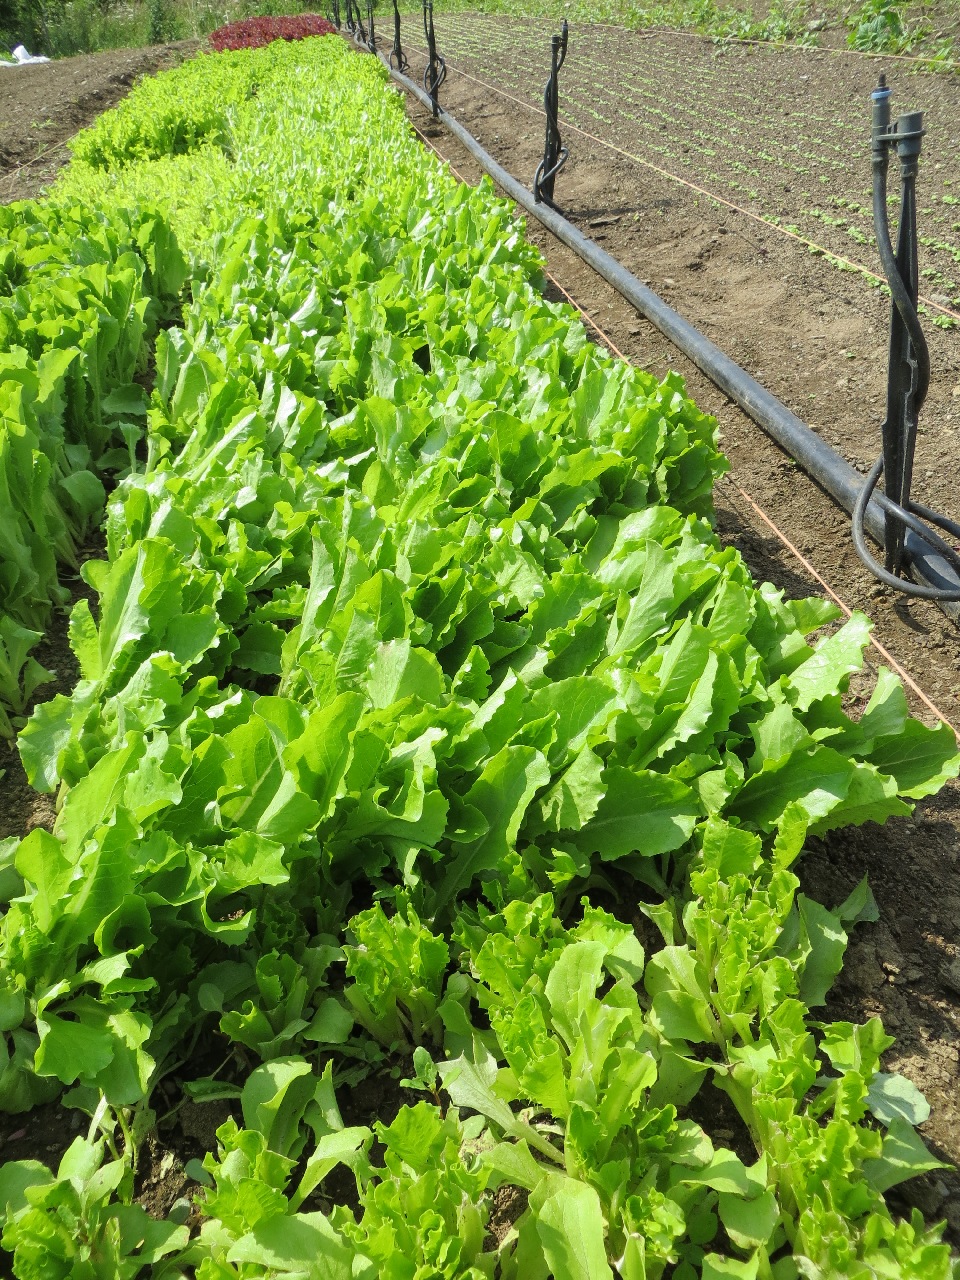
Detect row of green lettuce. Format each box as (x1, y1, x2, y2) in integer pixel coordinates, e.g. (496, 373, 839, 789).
(1, 34, 958, 1280)
(0, 200, 186, 736)
(0, 46, 288, 737)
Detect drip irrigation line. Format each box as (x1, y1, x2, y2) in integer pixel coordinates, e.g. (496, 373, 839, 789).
(409, 108, 960, 738)
(402, 44, 960, 325)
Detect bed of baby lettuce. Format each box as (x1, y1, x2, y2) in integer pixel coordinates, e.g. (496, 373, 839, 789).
(0, 33, 958, 1280)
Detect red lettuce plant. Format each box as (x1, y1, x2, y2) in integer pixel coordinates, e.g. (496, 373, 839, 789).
(209, 14, 336, 51)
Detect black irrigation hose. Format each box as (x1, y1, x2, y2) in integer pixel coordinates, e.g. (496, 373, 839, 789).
(872, 157, 931, 412)
(853, 457, 960, 599)
(346, 0, 367, 47)
(366, 0, 376, 54)
(379, 56, 960, 621)
(850, 86, 960, 601)
(422, 0, 446, 116)
(533, 22, 569, 209)
(389, 0, 408, 72)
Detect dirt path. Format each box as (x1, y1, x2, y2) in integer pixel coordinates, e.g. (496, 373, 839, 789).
(0, 39, 199, 202)
(395, 32, 960, 1234)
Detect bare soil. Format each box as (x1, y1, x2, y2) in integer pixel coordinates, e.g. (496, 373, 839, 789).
(0, 39, 199, 202)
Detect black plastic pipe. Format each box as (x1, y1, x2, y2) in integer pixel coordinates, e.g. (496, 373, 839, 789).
(384, 59, 960, 621)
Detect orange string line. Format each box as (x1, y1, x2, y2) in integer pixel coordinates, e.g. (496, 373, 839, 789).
(540, 271, 629, 361)
(0, 139, 70, 189)
(401, 43, 960, 325)
(726, 480, 960, 738)
(410, 110, 960, 741)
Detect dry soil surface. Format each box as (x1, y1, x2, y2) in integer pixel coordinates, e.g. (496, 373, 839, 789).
(0, 39, 199, 201)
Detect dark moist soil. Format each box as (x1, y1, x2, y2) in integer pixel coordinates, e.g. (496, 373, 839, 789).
(395, 27, 960, 1238)
(0, 538, 103, 840)
(1, 28, 959, 1249)
(0, 39, 200, 202)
